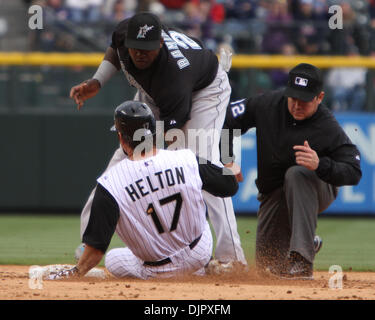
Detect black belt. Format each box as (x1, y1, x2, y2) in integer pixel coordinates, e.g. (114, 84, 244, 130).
(143, 234, 202, 267)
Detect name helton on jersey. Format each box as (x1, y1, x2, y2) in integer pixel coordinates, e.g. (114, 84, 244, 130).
(125, 166, 186, 202)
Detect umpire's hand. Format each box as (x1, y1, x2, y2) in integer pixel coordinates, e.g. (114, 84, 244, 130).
(293, 140, 320, 170)
(70, 79, 101, 110)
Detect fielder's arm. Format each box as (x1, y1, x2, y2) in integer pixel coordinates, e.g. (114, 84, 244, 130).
(70, 47, 120, 110)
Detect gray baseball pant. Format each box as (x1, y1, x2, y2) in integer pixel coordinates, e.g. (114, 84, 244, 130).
(255, 165, 338, 271)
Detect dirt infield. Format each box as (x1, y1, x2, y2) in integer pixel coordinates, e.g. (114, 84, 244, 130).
(1, 265, 374, 300)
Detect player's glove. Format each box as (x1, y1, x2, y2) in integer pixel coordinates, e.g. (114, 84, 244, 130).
(219, 47, 233, 73)
(48, 266, 79, 280)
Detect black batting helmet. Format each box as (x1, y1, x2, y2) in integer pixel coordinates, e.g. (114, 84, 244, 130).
(111, 101, 156, 142)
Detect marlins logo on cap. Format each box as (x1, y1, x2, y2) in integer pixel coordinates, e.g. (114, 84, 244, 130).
(125, 12, 162, 51)
(137, 25, 154, 39)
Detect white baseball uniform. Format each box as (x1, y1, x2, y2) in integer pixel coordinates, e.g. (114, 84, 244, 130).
(82, 148, 239, 279)
(80, 20, 246, 266)
(133, 64, 246, 265)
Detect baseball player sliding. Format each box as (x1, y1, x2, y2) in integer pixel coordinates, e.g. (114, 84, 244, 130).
(70, 12, 246, 268)
(49, 101, 240, 279)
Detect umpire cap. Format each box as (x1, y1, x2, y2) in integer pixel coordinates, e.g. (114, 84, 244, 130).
(111, 101, 156, 140)
(284, 63, 323, 102)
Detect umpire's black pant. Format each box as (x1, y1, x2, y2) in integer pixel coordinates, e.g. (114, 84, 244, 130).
(255, 166, 338, 272)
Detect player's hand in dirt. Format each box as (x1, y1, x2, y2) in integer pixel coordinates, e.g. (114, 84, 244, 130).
(48, 266, 79, 280)
(224, 162, 244, 182)
(70, 79, 101, 110)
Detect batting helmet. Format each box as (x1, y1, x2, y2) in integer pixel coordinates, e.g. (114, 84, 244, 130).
(111, 101, 156, 142)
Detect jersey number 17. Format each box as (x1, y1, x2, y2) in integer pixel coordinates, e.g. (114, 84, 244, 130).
(146, 192, 182, 234)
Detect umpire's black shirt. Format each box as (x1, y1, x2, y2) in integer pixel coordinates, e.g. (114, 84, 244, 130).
(110, 19, 218, 131)
(223, 90, 362, 194)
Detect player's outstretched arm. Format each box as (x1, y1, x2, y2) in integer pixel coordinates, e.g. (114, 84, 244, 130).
(75, 244, 104, 276)
(48, 244, 104, 279)
(70, 47, 120, 110)
(70, 79, 101, 110)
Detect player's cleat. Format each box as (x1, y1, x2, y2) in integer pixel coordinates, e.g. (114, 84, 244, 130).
(314, 235, 323, 254)
(257, 265, 282, 278)
(205, 259, 234, 275)
(205, 259, 248, 275)
(280, 252, 314, 280)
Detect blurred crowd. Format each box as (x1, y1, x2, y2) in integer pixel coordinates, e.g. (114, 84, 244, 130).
(21, 0, 375, 111)
(24, 0, 374, 54)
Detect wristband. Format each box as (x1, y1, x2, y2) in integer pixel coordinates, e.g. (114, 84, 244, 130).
(93, 60, 118, 87)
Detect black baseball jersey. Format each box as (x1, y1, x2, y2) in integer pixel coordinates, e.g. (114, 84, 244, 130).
(222, 90, 362, 194)
(110, 19, 219, 131)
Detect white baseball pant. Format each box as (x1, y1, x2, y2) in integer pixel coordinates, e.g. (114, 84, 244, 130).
(104, 222, 213, 279)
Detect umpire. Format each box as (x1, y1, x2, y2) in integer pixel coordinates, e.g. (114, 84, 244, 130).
(223, 63, 362, 279)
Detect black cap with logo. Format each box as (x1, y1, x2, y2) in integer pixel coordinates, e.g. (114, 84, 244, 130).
(125, 12, 162, 51)
(284, 63, 323, 102)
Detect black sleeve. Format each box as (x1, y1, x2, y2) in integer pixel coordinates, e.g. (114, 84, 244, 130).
(224, 97, 257, 133)
(196, 157, 239, 197)
(220, 97, 254, 164)
(314, 116, 362, 186)
(316, 143, 362, 186)
(82, 183, 120, 253)
(220, 91, 283, 164)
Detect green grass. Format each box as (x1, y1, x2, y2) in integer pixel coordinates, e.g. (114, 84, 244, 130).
(0, 214, 374, 271)
(234, 216, 375, 271)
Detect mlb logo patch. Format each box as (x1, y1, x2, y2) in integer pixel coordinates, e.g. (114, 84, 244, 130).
(295, 77, 308, 87)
